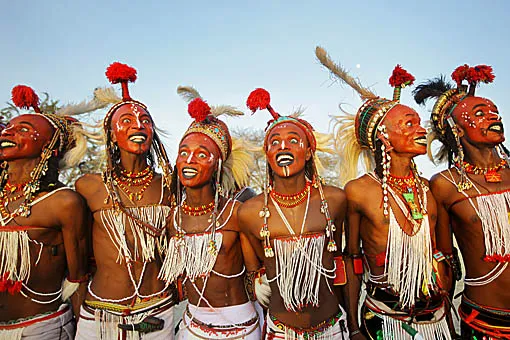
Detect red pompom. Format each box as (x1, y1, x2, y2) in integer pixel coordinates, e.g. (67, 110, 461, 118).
(247, 88, 270, 113)
(105, 62, 137, 84)
(188, 98, 211, 122)
(11, 85, 40, 111)
(388, 65, 415, 88)
(7, 280, 22, 295)
(466, 65, 495, 84)
(451, 64, 470, 87)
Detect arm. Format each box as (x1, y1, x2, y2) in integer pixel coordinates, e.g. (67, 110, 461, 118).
(59, 191, 89, 319)
(430, 176, 459, 338)
(238, 202, 270, 306)
(430, 177, 455, 292)
(329, 188, 347, 310)
(344, 183, 367, 339)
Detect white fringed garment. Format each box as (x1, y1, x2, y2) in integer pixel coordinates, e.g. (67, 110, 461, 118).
(100, 205, 170, 264)
(270, 234, 335, 312)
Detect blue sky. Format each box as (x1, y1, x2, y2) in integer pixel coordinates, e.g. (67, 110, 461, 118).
(1, 0, 509, 179)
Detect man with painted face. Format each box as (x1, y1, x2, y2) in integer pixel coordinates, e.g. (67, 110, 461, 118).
(75, 62, 176, 340)
(0, 85, 104, 339)
(316, 47, 452, 340)
(158, 86, 260, 339)
(239, 87, 349, 339)
(414, 65, 510, 339)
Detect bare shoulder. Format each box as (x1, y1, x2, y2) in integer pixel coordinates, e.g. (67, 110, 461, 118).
(75, 173, 103, 198)
(321, 184, 346, 206)
(238, 193, 264, 215)
(429, 169, 456, 201)
(49, 187, 86, 213)
(344, 174, 377, 201)
(237, 193, 264, 231)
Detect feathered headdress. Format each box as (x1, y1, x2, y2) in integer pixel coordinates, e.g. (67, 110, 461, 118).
(5, 84, 108, 221)
(11, 85, 107, 168)
(413, 64, 497, 191)
(315, 46, 415, 185)
(246, 87, 338, 255)
(246, 88, 318, 152)
(177, 86, 252, 195)
(413, 64, 496, 163)
(101, 62, 173, 209)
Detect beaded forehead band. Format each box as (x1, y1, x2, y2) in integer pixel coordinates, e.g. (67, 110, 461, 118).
(11, 85, 76, 154)
(246, 88, 317, 151)
(103, 62, 153, 134)
(355, 65, 415, 150)
(182, 98, 232, 161)
(430, 64, 495, 137)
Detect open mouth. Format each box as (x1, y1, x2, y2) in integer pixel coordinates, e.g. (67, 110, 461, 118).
(182, 167, 198, 179)
(276, 152, 294, 167)
(0, 140, 16, 149)
(488, 122, 504, 133)
(128, 133, 148, 144)
(414, 136, 427, 146)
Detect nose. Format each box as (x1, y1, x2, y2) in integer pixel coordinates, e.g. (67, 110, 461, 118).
(417, 125, 427, 135)
(186, 151, 194, 164)
(488, 110, 501, 121)
(280, 140, 286, 150)
(1, 126, 14, 137)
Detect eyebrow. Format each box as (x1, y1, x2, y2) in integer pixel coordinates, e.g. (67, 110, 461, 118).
(179, 144, 211, 152)
(269, 132, 280, 139)
(18, 121, 36, 128)
(288, 131, 301, 136)
(472, 104, 487, 110)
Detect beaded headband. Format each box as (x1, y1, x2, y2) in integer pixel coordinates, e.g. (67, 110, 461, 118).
(355, 65, 415, 150)
(430, 64, 494, 137)
(11, 85, 76, 154)
(246, 88, 317, 151)
(103, 62, 151, 135)
(182, 99, 232, 161)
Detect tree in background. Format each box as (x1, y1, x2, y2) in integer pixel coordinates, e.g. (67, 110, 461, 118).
(0, 93, 105, 187)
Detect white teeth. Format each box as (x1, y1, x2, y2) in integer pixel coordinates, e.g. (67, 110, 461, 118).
(415, 138, 427, 145)
(0, 141, 15, 148)
(182, 168, 198, 178)
(129, 135, 146, 143)
(489, 125, 502, 132)
(276, 154, 294, 162)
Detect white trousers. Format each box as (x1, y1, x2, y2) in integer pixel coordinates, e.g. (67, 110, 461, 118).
(0, 304, 75, 340)
(178, 301, 261, 339)
(265, 305, 349, 340)
(76, 300, 175, 340)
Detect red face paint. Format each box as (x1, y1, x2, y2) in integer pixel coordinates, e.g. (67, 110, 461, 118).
(452, 96, 504, 146)
(0, 114, 54, 161)
(176, 133, 221, 189)
(265, 122, 311, 179)
(383, 104, 427, 156)
(110, 103, 154, 155)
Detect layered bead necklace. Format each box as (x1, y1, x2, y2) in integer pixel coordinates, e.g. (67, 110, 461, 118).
(0, 180, 29, 220)
(457, 159, 508, 183)
(113, 166, 154, 201)
(269, 180, 311, 208)
(386, 171, 425, 222)
(181, 200, 215, 216)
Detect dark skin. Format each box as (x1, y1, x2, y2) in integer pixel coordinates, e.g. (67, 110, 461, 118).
(432, 98, 509, 309)
(239, 122, 347, 328)
(0, 115, 88, 320)
(172, 133, 258, 308)
(75, 107, 170, 306)
(75, 172, 169, 304)
(343, 107, 444, 339)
